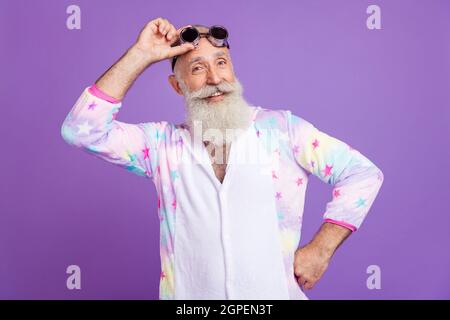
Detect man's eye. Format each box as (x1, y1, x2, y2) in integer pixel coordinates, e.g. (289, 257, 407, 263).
(193, 66, 203, 72)
(218, 60, 227, 65)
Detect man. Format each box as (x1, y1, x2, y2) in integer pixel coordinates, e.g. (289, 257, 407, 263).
(61, 17, 384, 300)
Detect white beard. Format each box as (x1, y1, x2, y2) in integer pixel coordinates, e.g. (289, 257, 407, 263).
(177, 77, 254, 146)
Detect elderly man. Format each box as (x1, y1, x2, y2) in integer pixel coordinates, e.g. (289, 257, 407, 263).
(61, 17, 384, 300)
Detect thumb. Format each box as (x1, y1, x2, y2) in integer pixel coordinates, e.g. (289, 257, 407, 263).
(168, 42, 195, 57)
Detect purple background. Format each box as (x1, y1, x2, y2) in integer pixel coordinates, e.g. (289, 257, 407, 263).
(1, 0, 449, 299)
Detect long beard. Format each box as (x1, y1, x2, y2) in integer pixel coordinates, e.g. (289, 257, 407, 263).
(179, 77, 254, 146)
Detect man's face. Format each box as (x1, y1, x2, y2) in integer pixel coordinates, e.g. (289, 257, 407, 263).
(168, 29, 254, 145)
(173, 36, 235, 102)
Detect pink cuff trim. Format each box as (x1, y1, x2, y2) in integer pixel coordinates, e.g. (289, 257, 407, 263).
(324, 218, 357, 232)
(88, 84, 121, 103)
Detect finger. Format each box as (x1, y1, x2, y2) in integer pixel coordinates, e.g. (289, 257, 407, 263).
(162, 23, 171, 37)
(168, 42, 195, 57)
(151, 17, 164, 32)
(158, 21, 168, 36)
(148, 19, 162, 35)
(168, 24, 193, 46)
(293, 266, 302, 278)
(155, 18, 169, 35)
(142, 19, 158, 35)
(149, 23, 157, 34)
(166, 25, 177, 41)
(304, 280, 315, 290)
(296, 274, 307, 287)
(162, 19, 173, 36)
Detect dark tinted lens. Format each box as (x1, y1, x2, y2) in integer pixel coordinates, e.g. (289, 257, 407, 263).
(210, 26, 228, 40)
(180, 27, 199, 42)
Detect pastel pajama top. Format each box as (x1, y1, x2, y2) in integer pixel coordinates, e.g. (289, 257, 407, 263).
(61, 86, 384, 300)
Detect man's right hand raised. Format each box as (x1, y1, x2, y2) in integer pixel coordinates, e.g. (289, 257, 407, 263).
(134, 17, 195, 64)
(94, 17, 195, 101)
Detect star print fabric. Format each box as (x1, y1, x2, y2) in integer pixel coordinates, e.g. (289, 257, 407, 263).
(61, 86, 384, 299)
(60, 87, 162, 179)
(287, 112, 384, 230)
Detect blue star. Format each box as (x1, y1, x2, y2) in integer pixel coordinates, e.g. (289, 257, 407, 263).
(170, 170, 179, 181)
(128, 153, 137, 162)
(355, 197, 367, 208)
(277, 211, 284, 220)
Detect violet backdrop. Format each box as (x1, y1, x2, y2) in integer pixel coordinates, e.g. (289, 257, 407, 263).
(1, 0, 449, 299)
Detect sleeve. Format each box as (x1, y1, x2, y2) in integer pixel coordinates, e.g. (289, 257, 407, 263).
(60, 86, 164, 180)
(287, 111, 384, 231)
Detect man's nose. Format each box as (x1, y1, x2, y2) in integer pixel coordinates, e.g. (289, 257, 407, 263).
(206, 68, 221, 85)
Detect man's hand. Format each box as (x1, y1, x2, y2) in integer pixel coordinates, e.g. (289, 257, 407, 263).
(94, 17, 195, 101)
(293, 243, 331, 290)
(293, 222, 352, 290)
(134, 17, 195, 64)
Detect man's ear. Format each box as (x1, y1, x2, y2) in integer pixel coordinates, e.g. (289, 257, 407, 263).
(168, 74, 184, 96)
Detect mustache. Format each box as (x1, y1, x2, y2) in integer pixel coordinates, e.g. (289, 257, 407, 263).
(188, 81, 236, 100)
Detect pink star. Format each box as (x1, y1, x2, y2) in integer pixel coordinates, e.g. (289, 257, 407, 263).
(145, 170, 151, 177)
(272, 171, 278, 179)
(323, 164, 333, 177)
(142, 146, 150, 159)
(296, 178, 303, 186)
(275, 192, 282, 200)
(312, 139, 320, 149)
(88, 101, 97, 110)
(333, 189, 341, 198)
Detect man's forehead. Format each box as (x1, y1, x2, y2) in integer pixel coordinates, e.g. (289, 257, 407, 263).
(187, 50, 228, 65)
(180, 39, 230, 65)
(194, 25, 209, 33)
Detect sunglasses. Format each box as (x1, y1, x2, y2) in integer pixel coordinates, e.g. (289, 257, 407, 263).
(171, 25, 230, 72)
